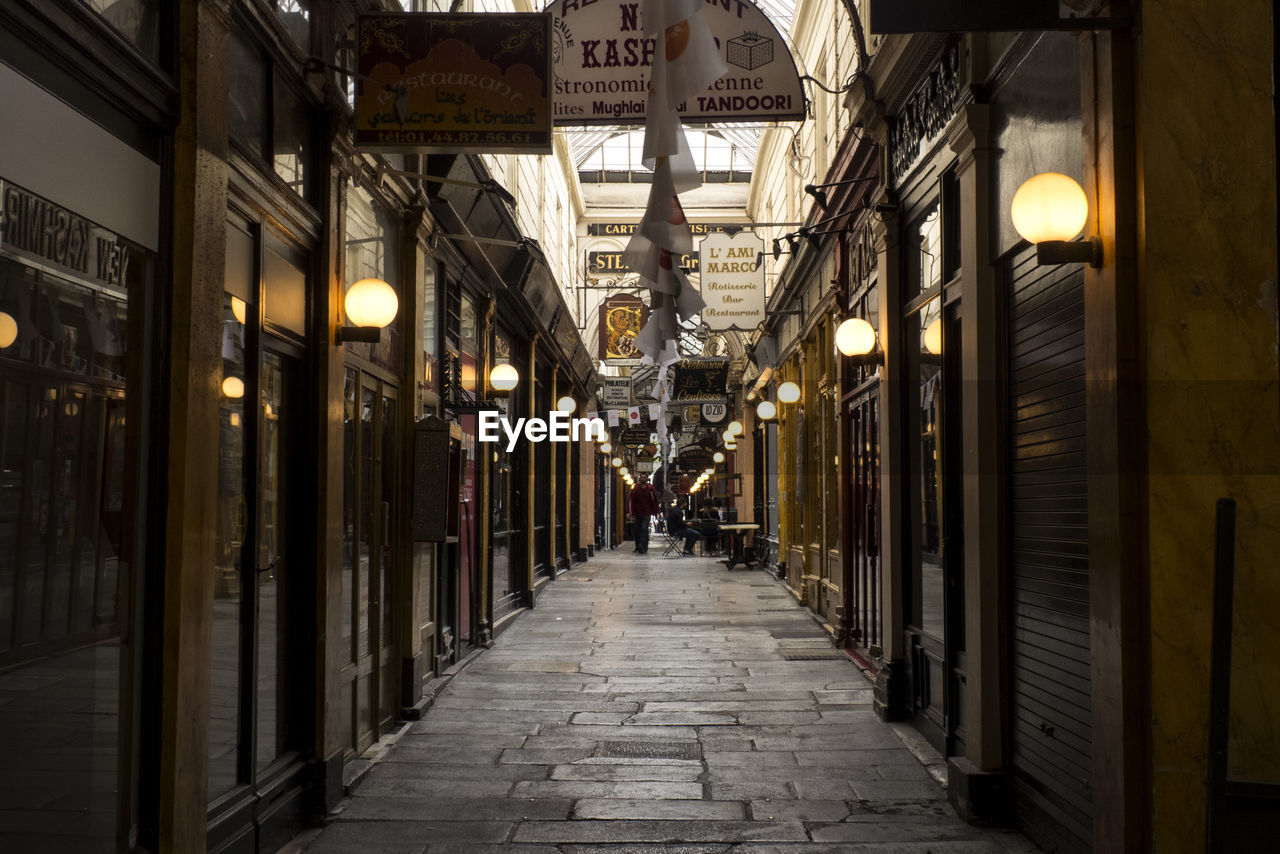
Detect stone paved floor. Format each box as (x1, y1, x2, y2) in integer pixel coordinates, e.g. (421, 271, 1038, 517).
(300, 550, 1039, 853)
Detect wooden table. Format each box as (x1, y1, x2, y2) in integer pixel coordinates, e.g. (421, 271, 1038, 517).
(718, 523, 760, 570)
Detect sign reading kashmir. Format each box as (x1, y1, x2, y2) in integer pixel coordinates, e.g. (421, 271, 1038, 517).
(355, 13, 553, 153)
(699, 231, 764, 330)
(546, 0, 805, 125)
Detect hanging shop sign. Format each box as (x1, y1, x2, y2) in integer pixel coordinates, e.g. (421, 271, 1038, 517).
(678, 445, 716, 473)
(546, 0, 805, 125)
(355, 13, 553, 153)
(701, 402, 728, 424)
(587, 222, 746, 237)
(619, 425, 650, 446)
(869, 0, 1100, 33)
(599, 293, 647, 364)
(599, 375, 632, 407)
(636, 459, 655, 473)
(699, 231, 765, 331)
(671, 357, 729, 404)
(588, 249, 697, 276)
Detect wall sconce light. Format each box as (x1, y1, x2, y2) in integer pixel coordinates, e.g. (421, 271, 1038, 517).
(490, 362, 519, 393)
(727, 420, 744, 436)
(756, 399, 777, 420)
(835, 317, 883, 367)
(619, 466, 629, 476)
(1011, 172, 1101, 267)
(556, 395, 576, 414)
(222, 376, 245, 399)
(230, 297, 247, 325)
(338, 277, 399, 343)
(611, 456, 622, 467)
(713, 451, 725, 463)
(804, 176, 880, 210)
(778, 381, 801, 404)
(0, 311, 17, 348)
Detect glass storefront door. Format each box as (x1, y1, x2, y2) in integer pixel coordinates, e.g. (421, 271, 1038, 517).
(339, 368, 400, 757)
(207, 298, 310, 851)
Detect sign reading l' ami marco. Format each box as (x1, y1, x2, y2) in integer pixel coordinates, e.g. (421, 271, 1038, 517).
(546, 0, 804, 125)
(699, 231, 764, 330)
(355, 13, 553, 153)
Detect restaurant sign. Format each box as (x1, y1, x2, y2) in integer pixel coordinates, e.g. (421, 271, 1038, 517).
(699, 231, 764, 331)
(599, 293, 647, 364)
(355, 13, 553, 153)
(546, 0, 805, 125)
(671, 357, 729, 404)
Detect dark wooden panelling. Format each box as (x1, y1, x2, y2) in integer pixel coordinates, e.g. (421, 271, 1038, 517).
(1006, 245, 1092, 854)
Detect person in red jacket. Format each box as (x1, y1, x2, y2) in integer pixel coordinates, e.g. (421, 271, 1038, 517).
(627, 473, 661, 554)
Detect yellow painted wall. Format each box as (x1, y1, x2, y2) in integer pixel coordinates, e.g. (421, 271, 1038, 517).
(1139, 0, 1280, 847)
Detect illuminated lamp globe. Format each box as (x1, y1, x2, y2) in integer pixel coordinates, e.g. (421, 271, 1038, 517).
(611, 457, 622, 467)
(923, 318, 943, 355)
(727, 420, 744, 436)
(0, 311, 17, 348)
(222, 376, 245, 399)
(231, 297, 247, 326)
(836, 317, 877, 356)
(556, 395, 576, 414)
(344, 278, 399, 328)
(778, 381, 800, 404)
(756, 399, 777, 420)
(713, 451, 725, 463)
(490, 363, 519, 392)
(600, 442, 612, 454)
(1010, 172, 1088, 244)
(619, 466, 629, 476)
(722, 429, 735, 443)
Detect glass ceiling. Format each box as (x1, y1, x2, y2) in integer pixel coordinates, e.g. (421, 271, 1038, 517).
(565, 0, 799, 178)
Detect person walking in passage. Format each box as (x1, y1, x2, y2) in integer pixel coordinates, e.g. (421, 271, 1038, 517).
(627, 473, 660, 554)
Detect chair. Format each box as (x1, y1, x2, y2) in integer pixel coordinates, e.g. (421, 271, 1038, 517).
(659, 529, 684, 557)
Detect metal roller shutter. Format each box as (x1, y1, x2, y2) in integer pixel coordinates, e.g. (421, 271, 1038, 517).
(1006, 245, 1092, 853)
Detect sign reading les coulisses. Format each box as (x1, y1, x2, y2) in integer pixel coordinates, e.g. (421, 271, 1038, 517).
(355, 13, 553, 153)
(547, 0, 804, 125)
(699, 231, 764, 331)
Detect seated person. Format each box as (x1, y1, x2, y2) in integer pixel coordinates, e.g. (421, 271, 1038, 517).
(665, 502, 702, 555)
(697, 501, 722, 553)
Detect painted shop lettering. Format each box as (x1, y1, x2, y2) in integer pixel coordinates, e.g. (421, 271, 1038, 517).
(2, 185, 91, 274)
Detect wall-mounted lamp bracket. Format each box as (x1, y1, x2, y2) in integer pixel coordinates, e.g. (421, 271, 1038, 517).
(1036, 237, 1102, 268)
(336, 326, 382, 344)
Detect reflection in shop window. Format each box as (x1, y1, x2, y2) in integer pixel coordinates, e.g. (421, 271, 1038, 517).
(79, 0, 162, 61)
(0, 249, 136, 848)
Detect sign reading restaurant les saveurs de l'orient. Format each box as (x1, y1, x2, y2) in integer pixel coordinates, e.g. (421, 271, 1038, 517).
(547, 0, 804, 125)
(355, 13, 553, 153)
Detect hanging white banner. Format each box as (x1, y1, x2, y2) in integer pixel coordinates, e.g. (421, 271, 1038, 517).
(546, 0, 805, 125)
(698, 231, 765, 331)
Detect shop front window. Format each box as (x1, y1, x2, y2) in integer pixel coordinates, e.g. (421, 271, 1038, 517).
(0, 246, 137, 848)
(79, 0, 163, 62)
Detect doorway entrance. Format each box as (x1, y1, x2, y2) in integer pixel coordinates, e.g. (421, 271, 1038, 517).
(208, 321, 312, 853)
(339, 367, 401, 756)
